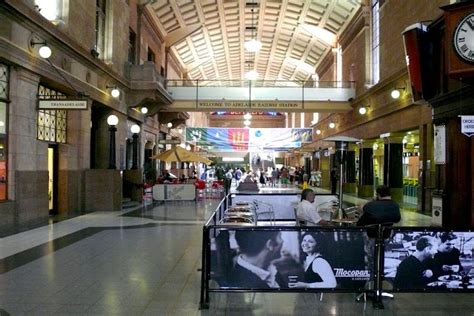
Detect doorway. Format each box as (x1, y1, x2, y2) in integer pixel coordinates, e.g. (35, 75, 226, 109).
(48, 145, 58, 215)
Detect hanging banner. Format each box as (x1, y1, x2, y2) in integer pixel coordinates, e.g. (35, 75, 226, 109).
(186, 128, 312, 151)
(434, 125, 446, 164)
(460, 115, 474, 137)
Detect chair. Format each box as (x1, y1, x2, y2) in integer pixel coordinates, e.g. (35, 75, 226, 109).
(252, 200, 275, 226)
(356, 222, 396, 309)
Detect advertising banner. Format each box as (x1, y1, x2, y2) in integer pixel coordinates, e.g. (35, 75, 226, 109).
(186, 128, 312, 151)
(384, 229, 474, 291)
(210, 229, 371, 291)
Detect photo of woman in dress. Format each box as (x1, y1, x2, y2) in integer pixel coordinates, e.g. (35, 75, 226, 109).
(288, 232, 337, 288)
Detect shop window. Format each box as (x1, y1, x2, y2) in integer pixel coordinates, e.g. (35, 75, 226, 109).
(0, 63, 9, 200)
(37, 85, 67, 144)
(128, 28, 136, 64)
(147, 47, 156, 63)
(35, 0, 66, 24)
(371, 0, 380, 84)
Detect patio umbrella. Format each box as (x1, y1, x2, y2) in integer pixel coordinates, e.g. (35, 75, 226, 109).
(150, 146, 212, 165)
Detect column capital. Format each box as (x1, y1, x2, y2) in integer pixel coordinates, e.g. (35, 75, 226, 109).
(383, 135, 405, 144)
(358, 139, 377, 148)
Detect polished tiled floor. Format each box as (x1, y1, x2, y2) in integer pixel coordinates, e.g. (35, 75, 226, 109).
(0, 186, 472, 315)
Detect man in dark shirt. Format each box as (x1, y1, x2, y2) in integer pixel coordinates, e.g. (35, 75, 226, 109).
(228, 230, 285, 289)
(393, 236, 438, 289)
(431, 232, 462, 278)
(357, 185, 401, 227)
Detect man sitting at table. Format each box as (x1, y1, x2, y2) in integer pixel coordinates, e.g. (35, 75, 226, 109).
(393, 236, 438, 289)
(296, 189, 330, 226)
(357, 185, 401, 227)
(431, 232, 463, 278)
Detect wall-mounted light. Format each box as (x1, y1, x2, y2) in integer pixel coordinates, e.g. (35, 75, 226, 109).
(358, 105, 370, 115)
(106, 86, 120, 98)
(140, 107, 148, 114)
(244, 120, 251, 126)
(243, 112, 252, 120)
(391, 87, 405, 99)
(30, 40, 52, 58)
(329, 122, 336, 129)
(167, 122, 173, 128)
(316, 129, 321, 135)
(186, 144, 191, 151)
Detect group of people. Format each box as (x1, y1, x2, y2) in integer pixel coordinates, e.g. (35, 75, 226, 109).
(296, 185, 401, 228)
(392, 232, 463, 289)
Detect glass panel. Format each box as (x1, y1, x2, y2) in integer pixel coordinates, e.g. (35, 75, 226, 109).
(37, 85, 67, 143)
(0, 64, 8, 100)
(0, 63, 9, 200)
(0, 101, 6, 200)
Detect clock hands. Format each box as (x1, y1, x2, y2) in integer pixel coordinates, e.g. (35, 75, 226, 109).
(468, 18, 474, 31)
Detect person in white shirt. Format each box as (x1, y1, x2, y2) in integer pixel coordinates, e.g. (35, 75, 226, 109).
(296, 189, 330, 226)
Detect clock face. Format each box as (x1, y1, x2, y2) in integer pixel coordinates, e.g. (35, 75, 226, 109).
(453, 12, 474, 63)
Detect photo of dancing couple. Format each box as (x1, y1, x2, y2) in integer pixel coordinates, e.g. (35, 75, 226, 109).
(384, 230, 474, 291)
(210, 229, 371, 291)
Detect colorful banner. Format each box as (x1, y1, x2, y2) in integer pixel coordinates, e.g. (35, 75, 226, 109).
(186, 128, 312, 151)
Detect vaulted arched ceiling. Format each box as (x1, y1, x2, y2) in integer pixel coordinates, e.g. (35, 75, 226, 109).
(150, 0, 361, 82)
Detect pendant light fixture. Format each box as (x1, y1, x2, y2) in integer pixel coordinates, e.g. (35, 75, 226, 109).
(244, 2, 261, 53)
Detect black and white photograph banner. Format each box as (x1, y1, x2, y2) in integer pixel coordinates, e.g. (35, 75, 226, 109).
(384, 230, 474, 291)
(210, 229, 371, 291)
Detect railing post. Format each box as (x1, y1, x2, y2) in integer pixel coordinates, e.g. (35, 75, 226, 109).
(196, 79, 199, 108)
(199, 226, 210, 309)
(372, 224, 385, 309)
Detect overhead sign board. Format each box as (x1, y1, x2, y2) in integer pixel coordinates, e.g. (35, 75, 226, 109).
(158, 139, 181, 144)
(197, 101, 302, 110)
(38, 99, 88, 110)
(460, 115, 474, 137)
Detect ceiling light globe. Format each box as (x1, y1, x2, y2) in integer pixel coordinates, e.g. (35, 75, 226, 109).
(329, 122, 336, 129)
(140, 107, 148, 114)
(245, 70, 259, 81)
(244, 120, 251, 126)
(243, 112, 252, 120)
(316, 129, 321, 135)
(167, 122, 173, 128)
(244, 39, 262, 52)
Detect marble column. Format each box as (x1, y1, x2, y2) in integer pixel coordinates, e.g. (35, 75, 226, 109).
(358, 141, 374, 198)
(344, 144, 357, 193)
(383, 136, 404, 203)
